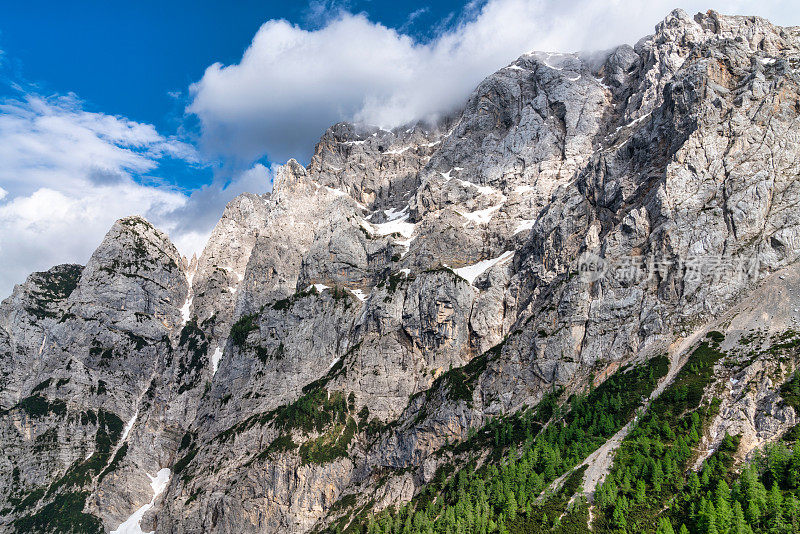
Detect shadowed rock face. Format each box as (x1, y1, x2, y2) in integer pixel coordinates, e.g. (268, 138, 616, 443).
(2, 9, 800, 534)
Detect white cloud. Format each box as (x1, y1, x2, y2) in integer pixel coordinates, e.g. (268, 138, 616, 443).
(3, 0, 798, 298)
(0, 186, 185, 296)
(0, 94, 270, 298)
(188, 0, 800, 165)
(0, 94, 197, 199)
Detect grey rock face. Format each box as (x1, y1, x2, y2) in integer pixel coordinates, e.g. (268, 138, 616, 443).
(192, 193, 271, 336)
(0, 264, 83, 409)
(3, 9, 800, 534)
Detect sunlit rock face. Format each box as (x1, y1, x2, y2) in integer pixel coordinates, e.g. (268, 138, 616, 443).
(2, 9, 800, 534)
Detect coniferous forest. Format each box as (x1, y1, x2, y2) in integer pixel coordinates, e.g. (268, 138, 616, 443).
(318, 333, 800, 534)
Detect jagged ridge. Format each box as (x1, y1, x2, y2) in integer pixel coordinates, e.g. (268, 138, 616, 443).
(1, 8, 800, 534)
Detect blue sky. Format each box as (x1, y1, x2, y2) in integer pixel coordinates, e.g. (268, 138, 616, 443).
(0, 0, 797, 297)
(0, 1, 464, 189)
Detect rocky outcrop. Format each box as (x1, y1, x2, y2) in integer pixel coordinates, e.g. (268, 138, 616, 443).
(2, 9, 800, 534)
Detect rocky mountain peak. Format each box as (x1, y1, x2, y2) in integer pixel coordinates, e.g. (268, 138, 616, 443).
(3, 9, 800, 534)
(70, 215, 188, 326)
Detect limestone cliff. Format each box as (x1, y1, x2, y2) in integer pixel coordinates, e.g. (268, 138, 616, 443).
(2, 9, 800, 534)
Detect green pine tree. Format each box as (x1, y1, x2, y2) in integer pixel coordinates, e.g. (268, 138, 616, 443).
(655, 517, 676, 534)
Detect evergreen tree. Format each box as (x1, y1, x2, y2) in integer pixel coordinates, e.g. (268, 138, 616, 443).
(655, 517, 676, 534)
(731, 501, 751, 534)
(612, 497, 628, 530)
(635, 479, 647, 503)
(715, 480, 732, 533)
(697, 497, 718, 534)
(505, 490, 517, 522)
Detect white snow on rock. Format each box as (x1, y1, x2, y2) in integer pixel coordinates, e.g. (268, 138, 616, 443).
(361, 205, 415, 241)
(514, 185, 536, 194)
(606, 111, 653, 139)
(104, 409, 138, 474)
(307, 283, 330, 293)
(349, 288, 368, 302)
(542, 53, 564, 71)
(368, 214, 415, 239)
(457, 179, 497, 196)
(180, 296, 193, 325)
(395, 236, 415, 257)
(454, 251, 514, 285)
(457, 204, 502, 224)
(321, 185, 368, 210)
(120, 410, 138, 443)
(514, 219, 535, 234)
(110, 468, 171, 534)
(383, 206, 408, 220)
(211, 347, 223, 376)
(180, 267, 196, 325)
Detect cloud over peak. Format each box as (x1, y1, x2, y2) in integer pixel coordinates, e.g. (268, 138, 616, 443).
(186, 0, 800, 167)
(0, 92, 270, 298)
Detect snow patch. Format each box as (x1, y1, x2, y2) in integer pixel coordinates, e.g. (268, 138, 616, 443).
(104, 409, 138, 471)
(395, 236, 415, 256)
(457, 204, 502, 224)
(180, 295, 193, 325)
(211, 347, 223, 376)
(110, 468, 172, 534)
(542, 53, 564, 71)
(307, 283, 330, 293)
(322, 186, 368, 210)
(368, 214, 415, 239)
(349, 289, 368, 302)
(120, 410, 138, 443)
(453, 251, 514, 285)
(595, 77, 613, 91)
(180, 267, 196, 325)
(383, 205, 409, 221)
(457, 179, 497, 196)
(514, 185, 536, 194)
(606, 111, 652, 138)
(514, 219, 535, 234)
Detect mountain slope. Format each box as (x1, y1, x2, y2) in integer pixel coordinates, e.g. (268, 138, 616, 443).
(2, 9, 800, 534)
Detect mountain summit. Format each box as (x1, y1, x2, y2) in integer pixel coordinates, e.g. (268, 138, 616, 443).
(2, 9, 800, 534)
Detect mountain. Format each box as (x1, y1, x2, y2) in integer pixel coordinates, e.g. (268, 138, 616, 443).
(2, 8, 800, 534)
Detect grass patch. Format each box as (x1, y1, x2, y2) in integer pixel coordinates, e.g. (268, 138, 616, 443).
(230, 313, 259, 347)
(299, 417, 357, 465)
